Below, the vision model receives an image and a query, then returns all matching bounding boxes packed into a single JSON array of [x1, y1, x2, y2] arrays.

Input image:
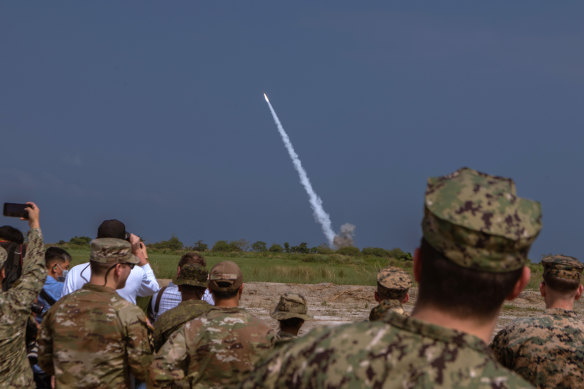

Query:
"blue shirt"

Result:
[[37, 275, 64, 323]]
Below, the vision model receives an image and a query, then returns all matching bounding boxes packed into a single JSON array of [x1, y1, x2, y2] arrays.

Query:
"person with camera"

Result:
[[0, 202, 47, 387], [62, 219, 159, 304]]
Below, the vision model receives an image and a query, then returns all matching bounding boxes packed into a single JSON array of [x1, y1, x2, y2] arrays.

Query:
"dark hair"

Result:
[[45, 247, 72, 266], [0, 226, 24, 244], [178, 284, 207, 299], [179, 252, 206, 268], [211, 285, 239, 300], [543, 275, 581, 293], [279, 317, 305, 328], [90, 261, 115, 276], [417, 239, 523, 320], [97, 219, 127, 239]]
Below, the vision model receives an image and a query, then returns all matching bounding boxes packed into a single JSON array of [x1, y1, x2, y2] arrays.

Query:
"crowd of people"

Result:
[[0, 166, 583, 388]]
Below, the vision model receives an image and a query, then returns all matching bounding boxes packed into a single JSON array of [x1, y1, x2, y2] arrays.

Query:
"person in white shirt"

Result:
[[61, 219, 159, 304], [149, 252, 214, 322]]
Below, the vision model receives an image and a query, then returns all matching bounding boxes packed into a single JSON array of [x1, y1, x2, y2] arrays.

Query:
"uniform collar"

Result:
[[81, 283, 117, 294]]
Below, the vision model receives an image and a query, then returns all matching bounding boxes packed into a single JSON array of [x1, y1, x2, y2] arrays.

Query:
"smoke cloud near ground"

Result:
[[333, 223, 356, 249]]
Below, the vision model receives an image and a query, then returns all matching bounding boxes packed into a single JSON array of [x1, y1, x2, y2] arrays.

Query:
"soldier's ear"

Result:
[[505, 266, 531, 301], [539, 281, 546, 297], [402, 293, 409, 304], [574, 284, 583, 301]]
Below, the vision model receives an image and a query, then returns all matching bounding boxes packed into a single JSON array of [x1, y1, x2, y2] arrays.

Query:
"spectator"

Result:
[[62, 219, 159, 304], [369, 266, 412, 321], [37, 247, 71, 323], [38, 238, 152, 387], [270, 292, 311, 348], [149, 252, 214, 322], [0, 202, 47, 387]]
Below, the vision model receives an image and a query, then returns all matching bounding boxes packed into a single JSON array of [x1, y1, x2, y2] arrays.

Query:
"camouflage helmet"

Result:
[[89, 238, 139, 265], [0, 246, 6, 269], [208, 261, 243, 293], [173, 263, 208, 288], [542, 255, 583, 282], [271, 293, 311, 321], [422, 167, 542, 273], [377, 267, 412, 300], [369, 299, 405, 321]]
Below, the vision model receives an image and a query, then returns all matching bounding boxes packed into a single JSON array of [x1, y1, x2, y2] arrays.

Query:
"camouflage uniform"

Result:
[[0, 228, 46, 388], [153, 264, 211, 352], [38, 238, 152, 388], [241, 167, 541, 389], [491, 255, 584, 388], [370, 266, 411, 321], [270, 293, 311, 348], [150, 261, 274, 388]]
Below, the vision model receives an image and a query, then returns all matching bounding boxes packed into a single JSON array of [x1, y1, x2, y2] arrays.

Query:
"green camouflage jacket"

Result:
[[490, 308, 584, 389], [153, 299, 211, 352], [0, 228, 46, 388], [150, 306, 275, 388], [38, 283, 153, 388], [241, 311, 534, 388]]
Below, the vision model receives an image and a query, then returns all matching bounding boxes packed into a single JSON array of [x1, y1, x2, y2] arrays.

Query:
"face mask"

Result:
[[56, 265, 69, 282]]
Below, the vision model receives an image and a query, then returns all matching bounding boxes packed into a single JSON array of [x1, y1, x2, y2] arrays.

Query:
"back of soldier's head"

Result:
[[417, 167, 542, 319], [542, 255, 583, 293], [208, 261, 243, 300], [376, 267, 411, 301]]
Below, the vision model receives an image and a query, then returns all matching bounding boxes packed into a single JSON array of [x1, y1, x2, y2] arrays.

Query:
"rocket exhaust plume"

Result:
[[263, 92, 337, 247], [333, 223, 356, 248]]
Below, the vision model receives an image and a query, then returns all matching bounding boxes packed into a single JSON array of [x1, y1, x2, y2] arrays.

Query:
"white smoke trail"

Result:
[[264, 93, 336, 247]]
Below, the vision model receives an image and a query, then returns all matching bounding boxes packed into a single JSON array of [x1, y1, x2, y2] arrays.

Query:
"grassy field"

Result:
[[57, 244, 546, 290]]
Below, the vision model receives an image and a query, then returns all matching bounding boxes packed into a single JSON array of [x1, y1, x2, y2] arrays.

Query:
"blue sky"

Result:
[[1, 2, 583, 261]]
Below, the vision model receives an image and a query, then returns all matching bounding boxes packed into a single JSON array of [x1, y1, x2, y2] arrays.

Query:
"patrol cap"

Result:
[[89, 238, 139, 265], [422, 167, 542, 273], [542, 255, 583, 282], [208, 261, 242, 292], [173, 263, 208, 288], [0, 246, 6, 269], [377, 267, 412, 299], [270, 293, 312, 321]]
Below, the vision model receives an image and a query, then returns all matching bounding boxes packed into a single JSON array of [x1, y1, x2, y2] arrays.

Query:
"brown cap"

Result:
[[208, 261, 243, 292], [97, 219, 127, 240], [89, 238, 139, 265], [174, 263, 208, 288], [542, 255, 583, 282]]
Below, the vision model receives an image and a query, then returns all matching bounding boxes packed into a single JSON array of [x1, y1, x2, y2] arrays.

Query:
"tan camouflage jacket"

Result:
[[241, 311, 534, 388], [153, 299, 211, 352], [150, 306, 275, 388], [274, 330, 297, 349], [0, 228, 46, 388], [38, 283, 153, 388], [369, 299, 406, 321], [490, 308, 584, 389]]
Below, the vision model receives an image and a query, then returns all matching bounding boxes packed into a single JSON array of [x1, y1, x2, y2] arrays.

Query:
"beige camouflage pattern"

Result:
[[38, 283, 152, 388], [173, 263, 208, 288], [270, 292, 311, 321], [241, 311, 534, 388], [274, 330, 297, 349], [369, 298, 406, 321], [89, 237, 139, 264], [0, 245, 7, 268], [153, 299, 211, 352], [150, 306, 274, 388], [541, 255, 583, 281], [423, 167, 542, 272], [377, 266, 412, 299], [491, 308, 584, 389], [0, 228, 46, 388], [208, 260, 243, 292]]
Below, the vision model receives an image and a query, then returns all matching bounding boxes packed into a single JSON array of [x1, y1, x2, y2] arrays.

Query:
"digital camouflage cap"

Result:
[[208, 260, 243, 293], [377, 267, 412, 300], [0, 246, 6, 269], [542, 255, 583, 282], [270, 293, 311, 321], [422, 167, 542, 273], [173, 263, 208, 288], [89, 238, 139, 265]]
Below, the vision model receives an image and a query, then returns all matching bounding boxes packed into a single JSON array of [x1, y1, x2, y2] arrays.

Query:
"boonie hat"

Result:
[[208, 261, 243, 292], [0, 246, 7, 269], [174, 263, 208, 288], [270, 293, 312, 321], [542, 255, 583, 282], [377, 267, 412, 299], [422, 167, 542, 273], [97, 219, 127, 240], [89, 238, 139, 265]]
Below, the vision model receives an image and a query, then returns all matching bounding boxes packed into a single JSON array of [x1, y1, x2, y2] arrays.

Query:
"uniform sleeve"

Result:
[[135, 263, 160, 297], [489, 329, 514, 369], [38, 308, 55, 375], [149, 325, 190, 388], [124, 309, 154, 382]]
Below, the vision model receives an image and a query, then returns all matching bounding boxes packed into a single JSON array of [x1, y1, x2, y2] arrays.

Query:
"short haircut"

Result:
[[90, 261, 115, 276], [279, 317, 305, 328], [0, 226, 24, 244], [45, 247, 72, 267], [178, 284, 207, 299], [417, 239, 523, 320], [211, 282, 239, 300], [179, 252, 206, 268], [543, 274, 581, 293]]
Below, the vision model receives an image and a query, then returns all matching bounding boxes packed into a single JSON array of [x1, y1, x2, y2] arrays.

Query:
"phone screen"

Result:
[[3, 203, 29, 219]]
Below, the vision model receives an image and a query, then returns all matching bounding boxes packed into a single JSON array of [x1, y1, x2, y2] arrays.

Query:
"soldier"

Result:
[[369, 266, 412, 321], [0, 202, 47, 387], [150, 260, 274, 388], [153, 263, 212, 352], [241, 167, 542, 388], [38, 238, 152, 388], [270, 293, 311, 348], [491, 254, 584, 388]]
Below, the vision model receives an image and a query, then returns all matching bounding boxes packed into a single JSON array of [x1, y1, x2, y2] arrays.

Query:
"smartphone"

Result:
[[3, 203, 31, 219]]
